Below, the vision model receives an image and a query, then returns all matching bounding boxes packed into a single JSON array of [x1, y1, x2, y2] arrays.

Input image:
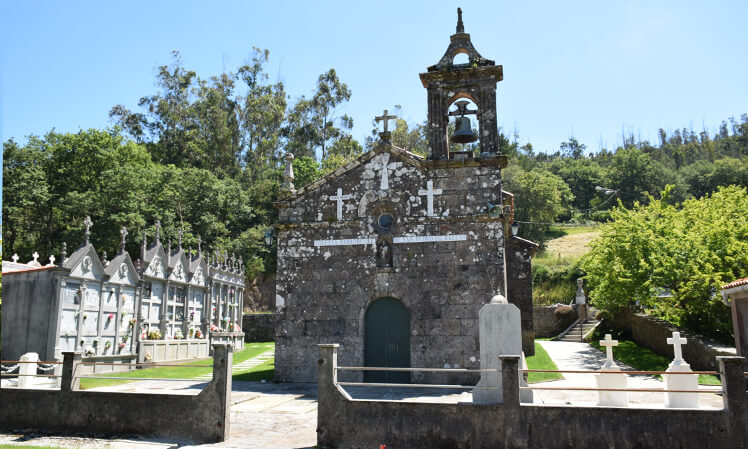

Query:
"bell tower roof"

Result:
[[426, 7, 498, 73]]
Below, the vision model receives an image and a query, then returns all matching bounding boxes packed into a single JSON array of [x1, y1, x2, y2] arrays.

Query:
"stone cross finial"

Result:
[[418, 180, 443, 217], [154, 220, 161, 243], [600, 334, 619, 365], [61, 242, 67, 262], [282, 153, 296, 193], [667, 332, 687, 362], [101, 251, 108, 265], [11, 254, 19, 263], [197, 235, 202, 255], [177, 229, 183, 249], [48, 255, 56, 266], [375, 109, 397, 135], [329, 188, 352, 221], [119, 226, 128, 254], [83, 216, 93, 245], [456, 7, 464, 33]]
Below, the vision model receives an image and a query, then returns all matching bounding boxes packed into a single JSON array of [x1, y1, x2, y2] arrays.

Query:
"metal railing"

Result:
[[335, 366, 494, 390], [73, 360, 212, 385]]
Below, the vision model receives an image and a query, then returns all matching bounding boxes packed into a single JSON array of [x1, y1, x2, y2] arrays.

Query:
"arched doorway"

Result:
[[364, 297, 410, 383]]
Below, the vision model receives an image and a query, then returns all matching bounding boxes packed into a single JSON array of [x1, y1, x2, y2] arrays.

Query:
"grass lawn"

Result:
[[0, 446, 70, 449], [525, 342, 563, 383], [588, 329, 721, 385], [79, 342, 275, 389]]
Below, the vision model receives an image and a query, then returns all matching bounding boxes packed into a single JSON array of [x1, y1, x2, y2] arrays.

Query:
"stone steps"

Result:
[[557, 320, 599, 342]]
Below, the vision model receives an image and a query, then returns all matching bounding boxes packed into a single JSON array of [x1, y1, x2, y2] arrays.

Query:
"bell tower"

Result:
[[420, 8, 504, 160]]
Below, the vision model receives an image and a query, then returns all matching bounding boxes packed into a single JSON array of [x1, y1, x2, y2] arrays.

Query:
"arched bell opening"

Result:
[[447, 97, 479, 158], [452, 49, 470, 66]]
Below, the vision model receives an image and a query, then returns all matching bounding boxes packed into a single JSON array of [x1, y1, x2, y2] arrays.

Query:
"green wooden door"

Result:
[[364, 297, 410, 383]]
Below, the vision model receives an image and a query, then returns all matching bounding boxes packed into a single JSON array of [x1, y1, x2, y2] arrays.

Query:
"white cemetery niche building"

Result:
[[206, 251, 246, 351], [273, 11, 537, 383], [1, 220, 141, 362]]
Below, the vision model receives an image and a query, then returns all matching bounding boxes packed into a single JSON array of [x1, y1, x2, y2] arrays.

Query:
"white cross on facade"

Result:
[[48, 255, 56, 266], [600, 334, 619, 364], [329, 188, 352, 221], [379, 153, 391, 190], [667, 331, 687, 362], [418, 180, 443, 217], [12, 254, 19, 263]]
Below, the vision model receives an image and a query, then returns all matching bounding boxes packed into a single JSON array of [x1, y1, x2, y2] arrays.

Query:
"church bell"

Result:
[[452, 116, 478, 144]]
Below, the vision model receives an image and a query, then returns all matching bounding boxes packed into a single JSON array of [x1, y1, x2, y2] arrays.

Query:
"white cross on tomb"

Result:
[[379, 153, 391, 190], [667, 331, 687, 362], [600, 334, 619, 364], [48, 255, 56, 266], [329, 188, 352, 221], [32, 252, 39, 263], [12, 254, 19, 263], [418, 180, 443, 217]]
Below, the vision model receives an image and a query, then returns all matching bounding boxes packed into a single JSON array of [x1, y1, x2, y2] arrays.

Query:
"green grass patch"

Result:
[[79, 342, 275, 389], [588, 328, 720, 385], [525, 342, 563, 383]]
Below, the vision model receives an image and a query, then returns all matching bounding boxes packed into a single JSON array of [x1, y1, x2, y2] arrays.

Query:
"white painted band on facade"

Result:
[[314, 238, 376, 247], [314, 234, 467, 247], [393, 235, 467, 244]]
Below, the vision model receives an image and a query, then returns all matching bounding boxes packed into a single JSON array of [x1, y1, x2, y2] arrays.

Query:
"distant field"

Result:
[[543, 226, 599, 259]]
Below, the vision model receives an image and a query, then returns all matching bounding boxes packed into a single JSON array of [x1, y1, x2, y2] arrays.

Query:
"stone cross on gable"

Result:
[[379, 153, 391, 190], [154, 219, 161, 242], [197, 235, 202, 254], [600, 334, 619, 365], [177, 229, 183, 248], [667, 331, 687, 362], [83, 216, 93, 244], [330, 188, 352, 221], [12, 254, 19, 263], [375, 109, 397, 134], [120, 226, 128, 253], [418, 180, 443, 217]]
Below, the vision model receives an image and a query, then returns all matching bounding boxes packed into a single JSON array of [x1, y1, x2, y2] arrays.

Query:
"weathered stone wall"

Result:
[[610, 311, 736, 370], [242, 313, 276, 342], [274, 146, 531, 383], [506, 237, 537, 355], [533, 305, 579, 338]]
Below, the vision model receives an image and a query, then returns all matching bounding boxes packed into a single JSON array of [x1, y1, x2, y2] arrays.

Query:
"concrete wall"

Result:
[[137, 339, 210, 363], [317, 345, 748, 449], [242, 313, 276, 342], [1, 268, 61, 361], [0, 345, 234, 443], [610, 311, 736, 370]]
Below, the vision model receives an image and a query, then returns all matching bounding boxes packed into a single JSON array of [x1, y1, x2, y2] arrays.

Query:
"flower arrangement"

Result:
[[129, 318, 137, 327], [210, 324, 219, 332], [188, 328, 194, 338], [107, 313, 114, 321], [174, 329, 184, 340], [122, 335, 129, 343], [147, 330, 162, 340], [82, 313, 88, 320], [85, 347, 95, 356], [104, 341, 112, 351], [232, 323, 241, 332], [195, 329, 203, 339], [118, 342, 126, 353], [190, 311, 195, 321]]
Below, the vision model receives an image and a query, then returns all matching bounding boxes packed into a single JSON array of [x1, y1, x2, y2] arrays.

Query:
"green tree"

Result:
[[502, 165, 573, 245], [582, 186, 748, 342], [605, 147, 657, 207]]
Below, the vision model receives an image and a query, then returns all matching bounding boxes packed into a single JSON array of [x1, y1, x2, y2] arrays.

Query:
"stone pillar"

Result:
[[18, 352, 39, 388], [317, 344, 341, 448], [718, 356, 747, 446], [473, 296, 532, 403], [159, 280, 171, 337], [211, 344, 233, 442], [183, 284, 192, 337], [501, 355, 525, 449], [61, 351, 82, 392]]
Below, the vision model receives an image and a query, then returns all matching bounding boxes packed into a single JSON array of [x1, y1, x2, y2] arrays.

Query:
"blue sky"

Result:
[[2, 0, 748, 156]]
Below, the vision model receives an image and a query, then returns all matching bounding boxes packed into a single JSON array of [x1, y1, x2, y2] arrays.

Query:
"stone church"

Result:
[[274, 10, 537, 383]]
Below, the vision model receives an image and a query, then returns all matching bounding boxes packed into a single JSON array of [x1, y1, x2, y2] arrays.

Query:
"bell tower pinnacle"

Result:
[[420, 8, 504, 160]]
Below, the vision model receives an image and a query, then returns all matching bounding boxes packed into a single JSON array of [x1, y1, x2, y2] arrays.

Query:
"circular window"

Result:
[[378, 213, 394, 229]]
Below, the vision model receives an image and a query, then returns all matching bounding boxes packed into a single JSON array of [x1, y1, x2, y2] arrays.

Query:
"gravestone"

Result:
[[17, 352, 39, 388], [664, 331, 699, 408], [595, 334, 628, 407], [473, 295, 532, 403]]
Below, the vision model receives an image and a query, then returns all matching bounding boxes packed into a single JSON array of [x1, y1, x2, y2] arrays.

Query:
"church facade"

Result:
[[274, 11, 536, 383]]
